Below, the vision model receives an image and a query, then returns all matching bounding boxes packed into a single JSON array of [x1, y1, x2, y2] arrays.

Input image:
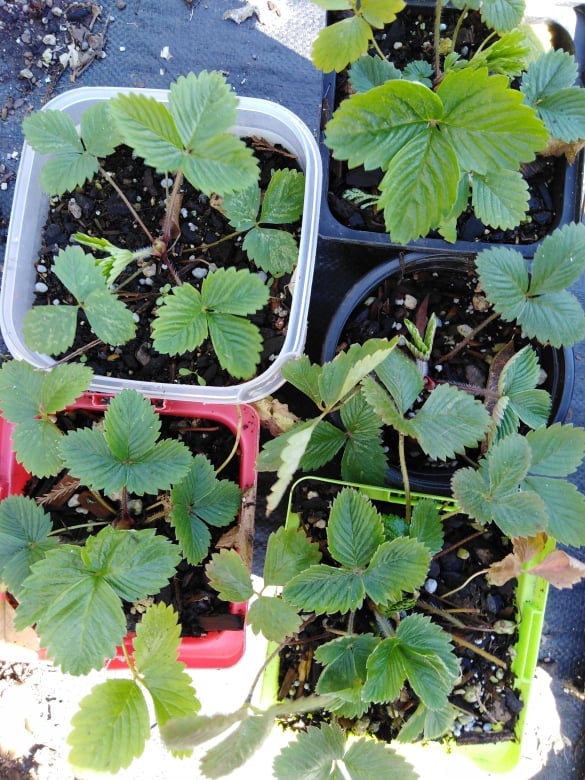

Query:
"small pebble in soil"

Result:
[[424, 578, 438, 594]]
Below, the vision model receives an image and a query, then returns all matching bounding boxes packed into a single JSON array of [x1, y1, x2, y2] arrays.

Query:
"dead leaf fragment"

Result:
[[487, 553, 522, 587], [528, 550, 585, 589], [0, 597, 40, 658], [223, 4, 258, 24], [253, 396, 299, 436], [540, 137, 585, 165]]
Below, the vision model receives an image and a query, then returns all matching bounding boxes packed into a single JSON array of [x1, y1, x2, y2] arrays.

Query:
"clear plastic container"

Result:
[[1, 87, 322, 402]]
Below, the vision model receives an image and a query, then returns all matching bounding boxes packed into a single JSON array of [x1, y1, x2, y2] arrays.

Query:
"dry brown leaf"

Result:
[[0, 596, 40, 657], [252, 396, 299, 436], [512, 533, 548, 564], [528, 550, 585, 589], [540, 137, 585, 165], [486, 553, 522, 586]]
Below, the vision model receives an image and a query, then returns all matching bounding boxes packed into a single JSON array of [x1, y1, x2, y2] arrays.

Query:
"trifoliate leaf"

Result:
[[263, 525, 322, 587], [364, 614, 459, 710], [273, 722, 418, 780], [0, 360, 91, 422], [16, 543, 127, 674], [170, 454, 241, 564], [0, 361, 93, 477], [206, 549, 254, 603], [59, 390, 192, 496], [0, 496, 58, 598], [247, 595, 302, 643], [315, 634, 379, 712], [452, 435, 549, 537], [82, 526, 181, 602], [68, 679, 150, 773]]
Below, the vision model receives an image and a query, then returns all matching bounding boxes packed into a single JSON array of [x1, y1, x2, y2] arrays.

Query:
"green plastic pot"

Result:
[[261, 475, 553, 775]]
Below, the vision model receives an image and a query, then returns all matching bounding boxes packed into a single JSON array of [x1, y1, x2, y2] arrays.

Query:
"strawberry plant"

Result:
[[311, 0, 585, 244], [0, 359, 248, 773], [20, 70, 307, 381]]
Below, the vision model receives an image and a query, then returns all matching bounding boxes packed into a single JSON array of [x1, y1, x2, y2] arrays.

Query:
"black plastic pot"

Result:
[[321, 253, 576, 495], [318, 2, 585, 257]]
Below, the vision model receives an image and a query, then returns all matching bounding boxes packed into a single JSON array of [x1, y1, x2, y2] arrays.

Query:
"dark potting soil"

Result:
[[331, 259, 560, 480], [24, 407, 244, 637], [277, 479, 521, 745], [32, 138, 302, 387], [325, 6, 564, 244]]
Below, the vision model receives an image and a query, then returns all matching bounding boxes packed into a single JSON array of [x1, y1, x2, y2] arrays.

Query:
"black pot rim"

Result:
[[321, 252, 576, 495]]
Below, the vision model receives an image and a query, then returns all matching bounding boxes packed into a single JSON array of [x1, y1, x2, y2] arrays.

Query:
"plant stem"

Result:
[[451, 4, 469, 52], [451, 633, 508, 669], [435, 310, 501, 364], [100, 166, 154, 243], [216, 405, 243, 476], [48, 519, 111, 536], [374, 609, 396, 638], [370, 34, 387, 62], [434, 0, 444, 80], [398, 431, 412, 524], [440, 568, 487, 599], [55, 337, 103, 365]]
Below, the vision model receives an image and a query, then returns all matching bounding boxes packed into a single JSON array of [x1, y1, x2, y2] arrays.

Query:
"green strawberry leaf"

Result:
[[0, 496, 58, 598], [170, 454, 241, 565], [206, 549, 254, 603], [68, 679, 150, 773]]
